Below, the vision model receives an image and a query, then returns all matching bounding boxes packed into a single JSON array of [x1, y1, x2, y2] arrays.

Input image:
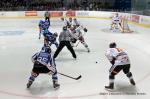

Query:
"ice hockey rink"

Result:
[[0, 17, 150, 99]]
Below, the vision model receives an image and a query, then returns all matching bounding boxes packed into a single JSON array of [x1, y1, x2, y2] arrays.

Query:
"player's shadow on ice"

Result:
[[27, 81, 58, 95], [75, 49, 87, 53], [55, 57, 76, 62], [101, 28, 137, 34], [115, 82, 138, 93]]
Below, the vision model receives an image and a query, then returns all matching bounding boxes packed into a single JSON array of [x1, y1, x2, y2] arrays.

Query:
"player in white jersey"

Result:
[[105, 42, 135, 90], [61, 17, 72, 28], [61, 17, 68, 26], [110, 13, 121, 30], [70, 26, 90, 52], [72, 18, 88, 32], [68, 17, 73, 27], [72, 18, 80, 27]]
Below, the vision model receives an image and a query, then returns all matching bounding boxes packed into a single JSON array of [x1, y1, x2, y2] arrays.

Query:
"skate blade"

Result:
[[105, 88, 115, 92], [54, 86, 60, 90]]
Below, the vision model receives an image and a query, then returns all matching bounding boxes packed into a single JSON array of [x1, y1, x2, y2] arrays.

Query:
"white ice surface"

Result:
[[0, 18, 150, 99]]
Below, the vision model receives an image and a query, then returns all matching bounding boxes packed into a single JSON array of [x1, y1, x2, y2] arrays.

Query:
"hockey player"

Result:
[[105, 42, 135, 90], [68, 17, 73, 28], [70, 25, 90, 52], [72, 18, 88, 32], [110, 13, 121, 31], [38, 20, 50, 39], [38, 20, 45, 39], [43, 29, 59, 48], [72, 18, 81, 27], [50, 32, 59, 48], [61, 17, 67, 26], [27, 45, 60, 89], [61, 17, 72, 28]]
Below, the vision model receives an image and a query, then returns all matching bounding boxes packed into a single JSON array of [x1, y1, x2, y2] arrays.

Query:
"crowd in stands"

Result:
[[0, 0, 118, 11], [0, 0, 26, 11]]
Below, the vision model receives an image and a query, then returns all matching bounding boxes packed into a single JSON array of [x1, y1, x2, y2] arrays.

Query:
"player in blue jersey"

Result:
[[38, 20, 50, 39], [39, 20, 45, 39], [43, 29, 59, 48], [27, 45, 60, 89], [43, 29, 53, 37], [44, 20, 50, 29]]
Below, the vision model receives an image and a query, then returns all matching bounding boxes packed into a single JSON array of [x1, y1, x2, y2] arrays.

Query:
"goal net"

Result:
[[120, 16, 133, 33]]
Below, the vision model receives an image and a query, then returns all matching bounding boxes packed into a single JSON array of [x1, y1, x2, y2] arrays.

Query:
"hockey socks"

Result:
[[126, 72, 136, 85], [27, 72, 39, 88], [82, 42, 90, 52], [105, 75, 114, 90]]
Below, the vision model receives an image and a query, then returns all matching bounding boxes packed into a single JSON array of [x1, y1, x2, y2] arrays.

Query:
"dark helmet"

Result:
[[61, 17, 64, 21], [41, 45, 51, 53], [73, 18, 77, 20], [63, 26, 67, 31], [109, 42, 117, 48], [69, 17, 72, 21]]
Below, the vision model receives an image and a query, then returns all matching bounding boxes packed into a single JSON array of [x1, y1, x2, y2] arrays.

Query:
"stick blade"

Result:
[[76, 75, 82, 80]]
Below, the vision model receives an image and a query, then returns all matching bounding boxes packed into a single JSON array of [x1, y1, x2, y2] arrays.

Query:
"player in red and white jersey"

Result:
[[70, 26, 90, 52], [105, 42, 136, 90]]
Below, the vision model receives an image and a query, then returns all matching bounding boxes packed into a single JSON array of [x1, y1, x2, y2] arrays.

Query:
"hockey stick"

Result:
[[58, 72, 82, 80]]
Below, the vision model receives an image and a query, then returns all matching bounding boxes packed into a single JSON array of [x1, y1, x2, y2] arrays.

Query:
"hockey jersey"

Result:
[[112, 16, 120, 24], [105, 48, 130, 66], [72, 20, 80, 26], [32, 51, 55, 67]]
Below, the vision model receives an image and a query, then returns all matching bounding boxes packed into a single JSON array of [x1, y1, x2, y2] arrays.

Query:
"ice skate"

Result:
[[105, 83, 114, 91], [130, 79, 136, 85], [105, 85, 113, 90], [53, 81, 60, 89], [27, 81, 33, 88], [87, 47, 90, 53]]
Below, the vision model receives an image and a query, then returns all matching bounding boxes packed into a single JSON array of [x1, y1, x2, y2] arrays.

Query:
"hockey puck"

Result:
[[96, 61, 98, 63]]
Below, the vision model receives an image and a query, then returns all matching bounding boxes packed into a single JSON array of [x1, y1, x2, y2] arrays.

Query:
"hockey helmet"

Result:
[[41, 45, 51, 53], [61, 17, 64, 21], [53, 32, 58, 37], [109, 42, 117, 48], [69, 17, 72, 21], [115, 13, 119, 16], [63, 26, 67, 31], [73, 18, 77, 20]]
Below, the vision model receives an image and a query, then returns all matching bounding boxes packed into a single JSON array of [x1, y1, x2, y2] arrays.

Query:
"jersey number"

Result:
[[37, 57, 48, 63]]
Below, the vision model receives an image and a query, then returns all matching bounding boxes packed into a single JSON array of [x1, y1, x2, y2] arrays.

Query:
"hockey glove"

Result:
[[110, 57, 116, 65]]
